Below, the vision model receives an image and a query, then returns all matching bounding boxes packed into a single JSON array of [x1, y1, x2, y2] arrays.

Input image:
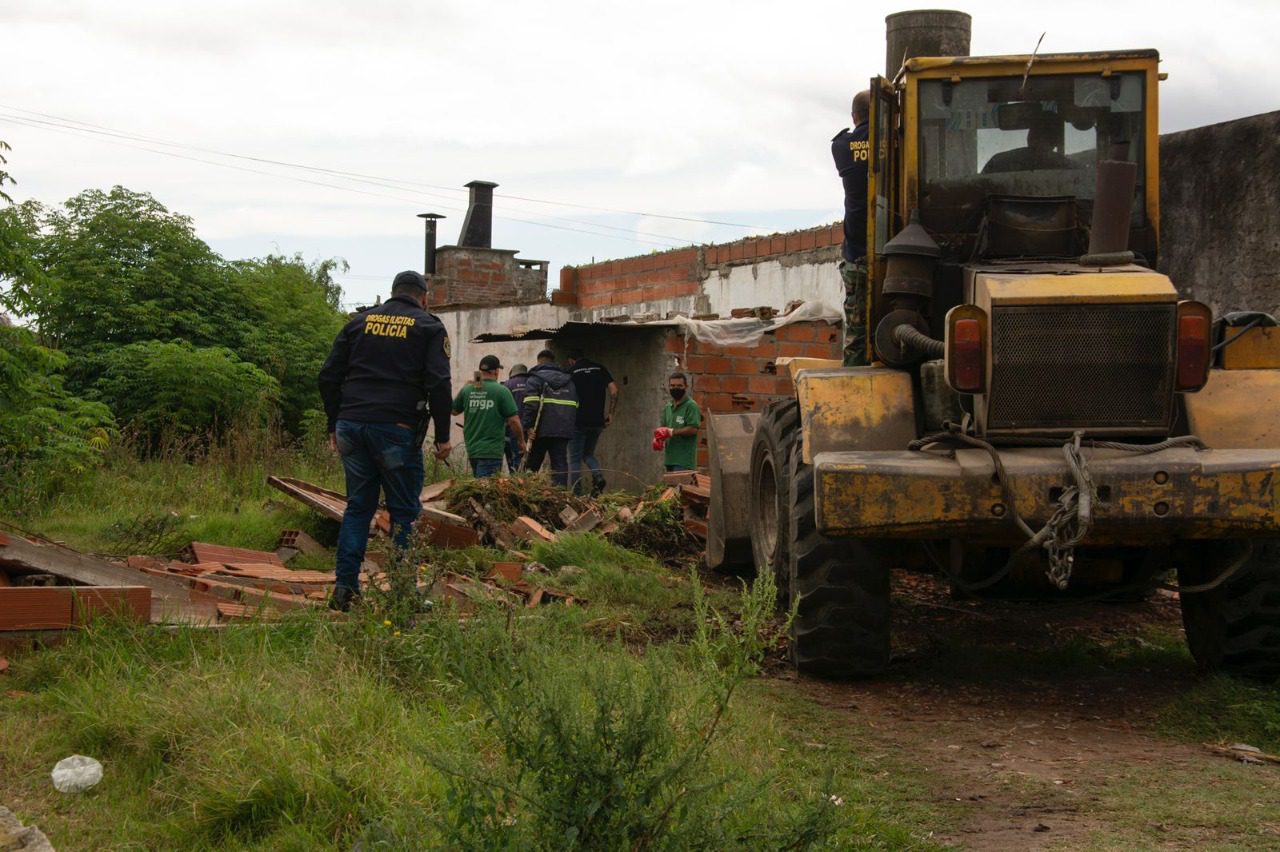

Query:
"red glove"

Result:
[[652, 426, 673, 452]]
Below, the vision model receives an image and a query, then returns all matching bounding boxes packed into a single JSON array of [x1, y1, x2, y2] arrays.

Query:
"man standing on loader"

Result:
[[831, 89, 871, 366]]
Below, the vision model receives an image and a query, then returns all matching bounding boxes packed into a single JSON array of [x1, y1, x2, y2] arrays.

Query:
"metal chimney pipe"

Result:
[[417, 212, 445, 274], [458, 180, 498, 248], [885, 9, 971, 77]]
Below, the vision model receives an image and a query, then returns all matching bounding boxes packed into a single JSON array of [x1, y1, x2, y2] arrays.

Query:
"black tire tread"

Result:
[[789, 441, 890, 678], [1180, 541, 1280, 681], [748, 399, 800, 602]]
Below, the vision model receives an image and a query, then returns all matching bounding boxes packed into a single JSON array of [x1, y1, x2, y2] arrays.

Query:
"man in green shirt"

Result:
[[655, 371, 701, 472], [452, 354, 525, 478]]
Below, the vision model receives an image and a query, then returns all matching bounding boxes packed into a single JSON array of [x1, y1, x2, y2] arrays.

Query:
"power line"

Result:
[[0, 112, 687, 249], [0, 103, 771, 230]]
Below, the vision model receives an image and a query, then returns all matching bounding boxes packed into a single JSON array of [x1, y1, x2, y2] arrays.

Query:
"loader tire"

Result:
[[1179, 541, 1280, 681], [788, 441, 891, 678], [749, 399, 799, 605]]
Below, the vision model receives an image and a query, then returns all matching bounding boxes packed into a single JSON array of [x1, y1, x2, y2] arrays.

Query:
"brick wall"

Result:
[[554, 222, 844, 310], [430, 247, 548, 308], [665, 319, 842, 467]]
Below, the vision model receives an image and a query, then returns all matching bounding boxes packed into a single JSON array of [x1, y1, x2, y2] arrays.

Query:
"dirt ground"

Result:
[[775, 573, 1280, 850]]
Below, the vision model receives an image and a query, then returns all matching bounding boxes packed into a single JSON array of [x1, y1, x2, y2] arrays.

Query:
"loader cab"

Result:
[[866, 51, 1164, 344]]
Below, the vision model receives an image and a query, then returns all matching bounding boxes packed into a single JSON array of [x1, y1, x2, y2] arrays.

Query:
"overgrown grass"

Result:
[[1158, 675, 1280, 753], [5, 427, 344, 555], [0, 590, 947, 850]]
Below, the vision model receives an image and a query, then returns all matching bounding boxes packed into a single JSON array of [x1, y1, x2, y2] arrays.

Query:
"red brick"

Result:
[[559, 266, 577, 291], [770, 235, 786, 255], [664, 334, 686, 354], [748, 375, 777, 393], [720, 375, 749, 393], [728, 357, 758, 374], [703, 355, 732, 373], [696, 374, 720, 393], [72, 587, 152, 625], [777, 341, 809, 357], [684, 354, 708, 372], [729, 242, 745, 262], [0, 587, 74, 630], [805, 341, 841, 359]]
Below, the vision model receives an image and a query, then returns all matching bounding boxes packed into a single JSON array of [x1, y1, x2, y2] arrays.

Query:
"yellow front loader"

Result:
[[710, 46, 1280, 679]]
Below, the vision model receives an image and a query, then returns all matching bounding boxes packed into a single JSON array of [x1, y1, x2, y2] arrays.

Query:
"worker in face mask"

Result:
[[653, 371, 701, 473]]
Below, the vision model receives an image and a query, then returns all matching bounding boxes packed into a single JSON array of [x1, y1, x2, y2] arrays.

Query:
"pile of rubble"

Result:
[[0, 470, 708, 634]]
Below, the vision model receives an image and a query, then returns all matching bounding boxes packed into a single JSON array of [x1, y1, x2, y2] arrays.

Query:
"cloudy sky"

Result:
[[3, 0, 1277, 308]]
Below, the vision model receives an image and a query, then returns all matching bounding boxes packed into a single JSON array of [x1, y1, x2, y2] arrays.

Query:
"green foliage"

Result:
[[0, 324, 115, 509], [1158, 674, 1280, 753], [5, 186, 241, 355], [88, 340, 279, 442], [0, 139, 12, 204], [431, 573, 830, 850], [228, 253, 347, 432], [0, 186, 347, 440]]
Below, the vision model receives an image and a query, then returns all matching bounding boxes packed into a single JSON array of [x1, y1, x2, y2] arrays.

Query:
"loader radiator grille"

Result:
[[986, 303, 1176, 432]]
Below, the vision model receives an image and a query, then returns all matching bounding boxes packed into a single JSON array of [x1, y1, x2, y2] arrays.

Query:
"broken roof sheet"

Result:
[[471, 301, 840, 347]]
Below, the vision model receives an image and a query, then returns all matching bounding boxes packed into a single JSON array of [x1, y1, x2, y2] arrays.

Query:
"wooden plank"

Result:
[[662, 471, 698, 486]]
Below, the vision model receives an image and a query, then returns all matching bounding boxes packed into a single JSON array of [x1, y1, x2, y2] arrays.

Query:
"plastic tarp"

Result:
[[669, 300, 841, 348]]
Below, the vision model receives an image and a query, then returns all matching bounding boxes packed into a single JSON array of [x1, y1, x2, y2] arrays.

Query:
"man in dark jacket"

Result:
[[567, 348, 618, 495], [520, 350, 578, 486], [832, 89, 871, 366], [317, 270, 453, 611], [504, 363, 531, 472]]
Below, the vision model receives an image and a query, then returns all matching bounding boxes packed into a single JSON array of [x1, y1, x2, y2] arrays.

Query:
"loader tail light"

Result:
[[1175, 300, 1212, 392], [945, 305, 988, 393]]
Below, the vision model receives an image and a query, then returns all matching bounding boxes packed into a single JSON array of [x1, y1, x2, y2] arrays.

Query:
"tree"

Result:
[[0, 324, 116, 508], [0, 140, 13, 204], [228, 254, 347, 433], [3, 186, 246, 355], [89, 340, 279, 443]]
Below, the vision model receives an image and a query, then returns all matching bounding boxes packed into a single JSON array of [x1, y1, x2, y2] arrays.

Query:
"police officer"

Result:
[[318, 270, 453, 611], [832, 89, 871, 366]]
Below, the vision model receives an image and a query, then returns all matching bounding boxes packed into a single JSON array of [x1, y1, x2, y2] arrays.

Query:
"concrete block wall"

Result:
[[1159, 110, 1280, 318]]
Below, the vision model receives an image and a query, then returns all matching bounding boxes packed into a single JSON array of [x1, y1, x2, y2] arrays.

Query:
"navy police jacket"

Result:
[[317, 295, 453, 443], [520, 363, 578, 439]]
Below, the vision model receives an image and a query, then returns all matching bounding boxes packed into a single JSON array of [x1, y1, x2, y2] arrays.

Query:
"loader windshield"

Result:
[[916, 72, 1147, 237]]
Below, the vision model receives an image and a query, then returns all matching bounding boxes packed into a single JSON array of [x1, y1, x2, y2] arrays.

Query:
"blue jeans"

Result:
[[569, 426, 604, 493], [525, 436, 570, 486], [504, 434, 524, 473], [334, 420, 424, 591], [470, 457, 502, 478]]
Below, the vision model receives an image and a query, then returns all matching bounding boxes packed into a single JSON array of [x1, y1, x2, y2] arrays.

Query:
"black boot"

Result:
[[591, 476, 606, 496], [329, 585, 360, 612]]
